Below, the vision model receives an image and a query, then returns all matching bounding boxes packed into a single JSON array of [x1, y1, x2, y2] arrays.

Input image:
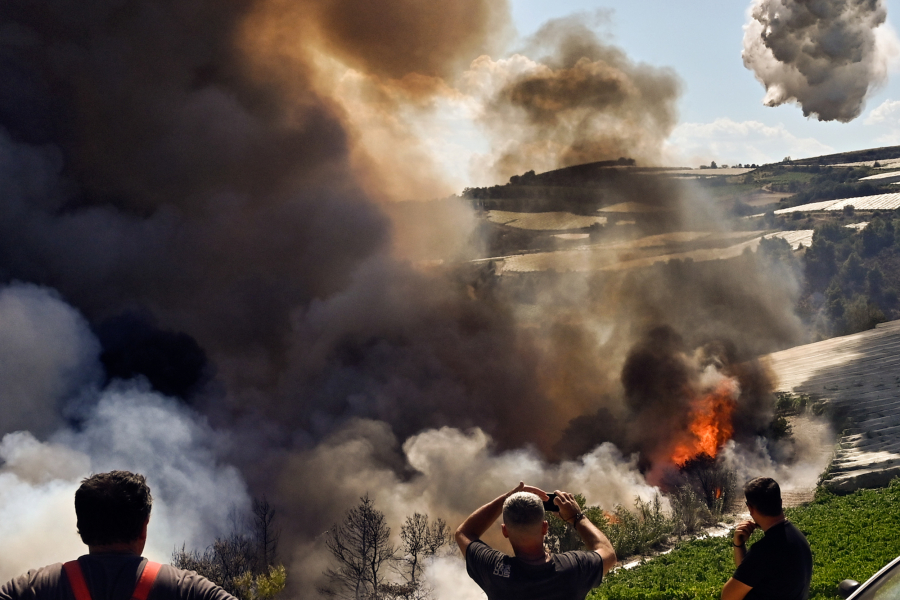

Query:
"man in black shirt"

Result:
[[721, 477, 812, 600], [455, 482, 616, 600]]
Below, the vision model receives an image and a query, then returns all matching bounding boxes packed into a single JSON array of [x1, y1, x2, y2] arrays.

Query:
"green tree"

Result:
[[839, 252, 867, 286]]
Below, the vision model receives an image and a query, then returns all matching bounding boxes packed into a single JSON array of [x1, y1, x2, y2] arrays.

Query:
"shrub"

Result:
[[670, 485, 714, 536], [602, 495, 674, 557]]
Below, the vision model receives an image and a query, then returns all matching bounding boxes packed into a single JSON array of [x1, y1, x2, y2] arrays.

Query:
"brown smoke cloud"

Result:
[[742, 0, 898, 122], [463, 14, 682, 182]]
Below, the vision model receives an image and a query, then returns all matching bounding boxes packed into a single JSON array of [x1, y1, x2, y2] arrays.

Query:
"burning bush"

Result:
[[678, 454, 737, 519]]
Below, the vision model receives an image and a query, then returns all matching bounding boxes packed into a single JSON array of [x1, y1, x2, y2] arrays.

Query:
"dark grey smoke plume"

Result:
[[743, 0, 896, 122]]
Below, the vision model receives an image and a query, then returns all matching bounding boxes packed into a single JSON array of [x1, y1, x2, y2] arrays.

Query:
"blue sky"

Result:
[[508, 0, 900, 166]]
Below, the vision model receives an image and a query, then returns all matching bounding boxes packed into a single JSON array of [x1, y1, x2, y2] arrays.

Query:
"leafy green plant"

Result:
[[547, 494, 674, 559], [601, 495, 674, 558], [670, 485, 714, 536]]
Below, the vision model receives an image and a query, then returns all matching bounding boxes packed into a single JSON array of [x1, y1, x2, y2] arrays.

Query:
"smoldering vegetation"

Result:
[[0, 0, 829, 597], [742, 0, 897, 122]]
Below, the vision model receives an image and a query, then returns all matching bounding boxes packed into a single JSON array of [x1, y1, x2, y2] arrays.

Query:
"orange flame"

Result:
[[671, 380, 737, 466], [715, 488, 722, 500]]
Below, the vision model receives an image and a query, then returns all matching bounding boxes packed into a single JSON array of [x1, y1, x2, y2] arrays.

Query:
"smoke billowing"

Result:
[[0, 284, 249, 582], [0, 0, 827, 597], [743, 0, 898, 122], [463, 14, 682, 181]]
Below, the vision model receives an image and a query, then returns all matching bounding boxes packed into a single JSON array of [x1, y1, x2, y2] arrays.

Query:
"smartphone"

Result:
[[543, 493, 560, 512]]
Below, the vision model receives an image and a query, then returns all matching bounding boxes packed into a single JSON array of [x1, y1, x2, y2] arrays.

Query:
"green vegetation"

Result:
[[173, 498, 285, 600], [735, 163, 891, 209], [794, 215, 900, 336], [549, 460, 737, 561], [589, 479, 900, 600], [547, 494, 678, 559]]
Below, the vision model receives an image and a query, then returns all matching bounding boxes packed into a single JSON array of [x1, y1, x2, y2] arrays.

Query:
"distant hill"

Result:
[[790, 145, 900, 166], [510, 158, 636, 186]]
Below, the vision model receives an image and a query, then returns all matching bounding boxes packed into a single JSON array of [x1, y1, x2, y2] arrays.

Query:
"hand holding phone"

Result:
[[543, 493, 560, 512]]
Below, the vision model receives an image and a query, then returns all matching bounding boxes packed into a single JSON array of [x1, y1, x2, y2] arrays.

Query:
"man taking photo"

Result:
[[455, 481, 616, 600]]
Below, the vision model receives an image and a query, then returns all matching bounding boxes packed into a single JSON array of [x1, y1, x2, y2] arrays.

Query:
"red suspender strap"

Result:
[[131, 561, 161, 600], [64, 559, 161, 600], [63, 561, 92, 600]]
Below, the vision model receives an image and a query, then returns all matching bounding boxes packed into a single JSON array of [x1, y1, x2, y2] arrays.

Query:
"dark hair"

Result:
[[75, 471, 153, 546], [743, 476, 782, 517]]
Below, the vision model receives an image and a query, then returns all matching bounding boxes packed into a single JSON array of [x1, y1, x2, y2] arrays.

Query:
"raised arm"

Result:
[[720, 520, 757, 600], [731, 520, 757, 567], [454, 482, 549, 556], [555, 491, 616, 575]]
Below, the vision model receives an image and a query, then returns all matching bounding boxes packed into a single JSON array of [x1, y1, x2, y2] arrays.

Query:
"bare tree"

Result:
[[173, 532, 255, 599], [322, 495, 396, 600], [397, 513, 450, 587], [173, 497, 286, 600], [253, 496, 280, 572]]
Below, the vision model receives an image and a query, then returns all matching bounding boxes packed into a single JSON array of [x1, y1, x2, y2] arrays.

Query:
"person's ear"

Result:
[[501, 523, 509, 539], [542, 521, 548, 536]]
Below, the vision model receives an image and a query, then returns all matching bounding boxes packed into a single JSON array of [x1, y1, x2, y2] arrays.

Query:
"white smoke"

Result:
[[54, 386, 251, 559], [720, 414, 835, 491], [0, 284, 250, 581], [0, 284, 102, 438], [279, 421, 662, 591], [0, 433, 88, 580], [425, 555, 485, 600], [742, 0, 900, 122]]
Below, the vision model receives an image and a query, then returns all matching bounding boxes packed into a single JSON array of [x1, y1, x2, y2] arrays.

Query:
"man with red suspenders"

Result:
[[0, 471, 237, 600]]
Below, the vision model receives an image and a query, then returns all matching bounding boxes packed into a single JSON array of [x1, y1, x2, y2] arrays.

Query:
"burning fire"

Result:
[[670, 379, 738, 466]]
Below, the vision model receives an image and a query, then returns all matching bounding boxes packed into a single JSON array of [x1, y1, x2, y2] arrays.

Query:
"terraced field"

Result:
[[765, 320, 900, 492], [492, 230, 812, 274], [485, 210, 607, 231]]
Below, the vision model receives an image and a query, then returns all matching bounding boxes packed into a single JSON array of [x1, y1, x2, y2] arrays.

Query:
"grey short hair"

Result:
[[503, 492, 545, 528]]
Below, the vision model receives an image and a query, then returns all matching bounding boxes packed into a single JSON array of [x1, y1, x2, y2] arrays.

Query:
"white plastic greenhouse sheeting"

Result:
[[774, 192, 900, 214]]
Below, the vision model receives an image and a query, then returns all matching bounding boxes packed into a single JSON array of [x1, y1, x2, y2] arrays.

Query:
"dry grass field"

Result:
[[485, 210, 607, 231], [494, 230, 809, 274]]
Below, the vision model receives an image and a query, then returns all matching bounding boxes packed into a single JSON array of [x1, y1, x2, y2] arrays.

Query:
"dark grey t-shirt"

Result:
[[0, 555, 236, 600], [466, 540, 604, 600], [733, 521, 812, 600]]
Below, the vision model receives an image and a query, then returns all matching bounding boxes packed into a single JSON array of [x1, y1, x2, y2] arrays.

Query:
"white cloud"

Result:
[[863, 99, 900, 144], [865, 99, 900, 124], [665, 118, 833, 167]]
